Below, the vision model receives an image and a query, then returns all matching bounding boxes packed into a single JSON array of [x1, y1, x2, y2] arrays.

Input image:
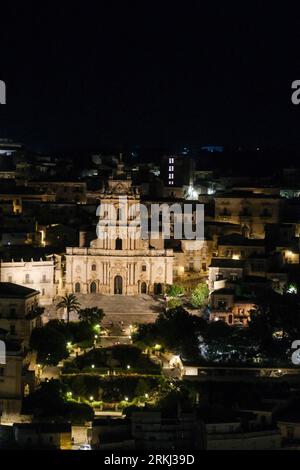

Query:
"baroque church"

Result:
[[65, 160, 173, 295]]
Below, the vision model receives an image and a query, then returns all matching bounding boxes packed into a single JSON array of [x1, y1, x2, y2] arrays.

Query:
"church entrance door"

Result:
[[114, 275, 123, 294]]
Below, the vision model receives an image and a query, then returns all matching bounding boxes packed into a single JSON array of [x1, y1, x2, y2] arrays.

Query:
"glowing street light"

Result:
[[91, 364, 95, 369], [89, 396, 94, 401], [127, 365, 131, 370], [125, 396, 129, 402]]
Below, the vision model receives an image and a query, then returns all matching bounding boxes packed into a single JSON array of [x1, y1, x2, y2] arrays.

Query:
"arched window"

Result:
[[90, 281, 97, 293], [75, 282, 81, 293], [116, 238, 122, 250], [92, 264, 96, 271]]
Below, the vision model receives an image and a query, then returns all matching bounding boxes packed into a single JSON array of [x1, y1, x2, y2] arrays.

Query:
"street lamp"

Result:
[[91, 364, 95, 369], [127, 365, 131, 370], [89, 396, 94, 401]]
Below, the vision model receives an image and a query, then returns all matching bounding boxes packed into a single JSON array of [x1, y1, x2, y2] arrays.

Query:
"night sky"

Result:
[[1, 2, 300, 156]]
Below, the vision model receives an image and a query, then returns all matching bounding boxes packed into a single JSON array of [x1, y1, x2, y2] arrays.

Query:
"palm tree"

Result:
[[56, 294, 81, 323]]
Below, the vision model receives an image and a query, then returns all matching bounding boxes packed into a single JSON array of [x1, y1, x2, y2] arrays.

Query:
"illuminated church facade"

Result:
[[65, 162, 173, 295]]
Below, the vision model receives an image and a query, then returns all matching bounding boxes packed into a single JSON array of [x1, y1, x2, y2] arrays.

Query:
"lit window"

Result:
[[169, 158, 174, 164], [168, 173, 174, 180], [169, 166, 174, 172]]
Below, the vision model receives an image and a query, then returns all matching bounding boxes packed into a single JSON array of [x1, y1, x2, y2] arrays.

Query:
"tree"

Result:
[[78, 307, 105, 325], [134, 378, 151, 397], [46, 319, 94, 345], [166, 284, 185, 298], [23, 379, 94, 424], [167, 297, 183, 309], [132, 323, 160, 351], [155, 307, 207, 359], [30, 326, 69, 365], [56, 294, 81, 323], [247, 291, 300, 360], [133, 306, 207, 361], [190, 283, 209, 308]]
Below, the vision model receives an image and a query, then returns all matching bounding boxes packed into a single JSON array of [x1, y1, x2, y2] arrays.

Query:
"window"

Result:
[[9, 307, 16, 318], [169, 166, 174, 172], [25, 274, 30, 283], [217, 301, 227, 309], [8, 276, 12, 283], [75, 282, 81, 293], [42, 289, 45, 296], [10, 324, 16, 335], [92, 264, 97, 271], [168, 173, 174, 180], [142, 265, 147, 272], [169, 157, 174, 164], [0, 368, 4, 376], [115, 238, 122, 250]]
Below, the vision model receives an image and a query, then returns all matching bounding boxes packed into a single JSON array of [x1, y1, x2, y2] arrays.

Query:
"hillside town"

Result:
[[0, 141, 300, 449]]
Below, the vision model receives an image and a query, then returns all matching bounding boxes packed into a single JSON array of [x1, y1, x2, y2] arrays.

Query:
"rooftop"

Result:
[[0, 282, 39, 299]]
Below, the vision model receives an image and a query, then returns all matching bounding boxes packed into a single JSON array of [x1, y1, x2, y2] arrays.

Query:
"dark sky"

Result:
[[1, 2, 300, 154]]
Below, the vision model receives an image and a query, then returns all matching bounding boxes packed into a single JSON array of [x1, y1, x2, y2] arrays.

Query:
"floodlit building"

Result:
[[0, 339, 23, 423], [0, 283, 43, 348], [0, 257, 58, 306], [13, 422, 72, 449], [65, 160, 173, 295]]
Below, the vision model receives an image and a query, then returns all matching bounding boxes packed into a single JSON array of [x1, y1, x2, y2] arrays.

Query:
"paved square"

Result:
[[45, 294, 164, 327]]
